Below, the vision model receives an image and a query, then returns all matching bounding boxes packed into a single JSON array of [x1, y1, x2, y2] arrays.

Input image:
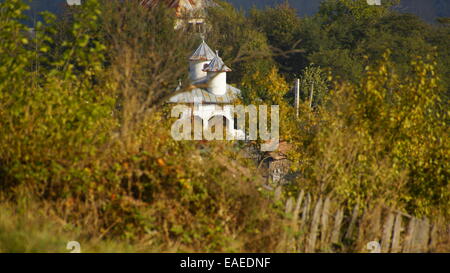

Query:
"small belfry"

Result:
[[170, 40, 239, 103], [203, 50, 232, 96], [189, 40, 216, 82]]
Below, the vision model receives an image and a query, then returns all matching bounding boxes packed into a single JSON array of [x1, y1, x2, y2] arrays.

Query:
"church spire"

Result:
[[203, 50, 231, 72], [189, 40, 216, 61]]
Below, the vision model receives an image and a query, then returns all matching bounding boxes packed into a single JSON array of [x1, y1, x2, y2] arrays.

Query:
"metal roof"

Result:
[[203, 51, 232, 72], [189, 40, 216, 61], [169, 85, 241, 104]]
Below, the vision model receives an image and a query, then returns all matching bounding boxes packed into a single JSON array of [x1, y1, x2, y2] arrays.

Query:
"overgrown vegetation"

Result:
[[208, 0, 449, 223], [0, 0, 448, 252]]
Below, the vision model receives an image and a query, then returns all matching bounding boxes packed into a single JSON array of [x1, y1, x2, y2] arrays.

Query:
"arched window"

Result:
[[207, 115, 229, 139]]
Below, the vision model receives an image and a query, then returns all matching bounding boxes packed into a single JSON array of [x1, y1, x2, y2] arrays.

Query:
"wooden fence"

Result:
[[275, 188, 450, 253]]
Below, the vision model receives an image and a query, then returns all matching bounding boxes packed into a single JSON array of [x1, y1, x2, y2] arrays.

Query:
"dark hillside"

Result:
[[224, 0, 450, 22]]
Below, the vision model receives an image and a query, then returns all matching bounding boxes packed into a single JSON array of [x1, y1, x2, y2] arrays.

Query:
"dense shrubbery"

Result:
[[210, 0, 449, 218], [291, 53, 449, 218], [0, 0, 285, 252], [0, 0, 448, 252]]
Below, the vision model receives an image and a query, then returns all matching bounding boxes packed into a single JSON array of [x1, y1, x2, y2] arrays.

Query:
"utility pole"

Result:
[[309, 82, 314, 109], [295, 78, 300, 118]]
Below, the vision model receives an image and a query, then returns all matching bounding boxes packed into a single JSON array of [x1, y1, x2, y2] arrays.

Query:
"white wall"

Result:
[[207, 71, 227, 95], [193, 104, 244, 140], [189, 60, 209, 81]]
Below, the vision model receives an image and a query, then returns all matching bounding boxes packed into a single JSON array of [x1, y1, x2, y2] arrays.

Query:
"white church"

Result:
[[169, 40, 244, 139]]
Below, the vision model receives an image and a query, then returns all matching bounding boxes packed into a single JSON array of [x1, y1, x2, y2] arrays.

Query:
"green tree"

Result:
[[206, 1, 275, 84], [0, 0, 115, 195], [295, 53, 449, 217], [298, 65, 329, 107], [249, 2, 303, 76]]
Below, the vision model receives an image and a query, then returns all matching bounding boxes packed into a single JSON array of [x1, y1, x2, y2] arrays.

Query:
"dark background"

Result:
[[225, 0, 450, 23], [10, 0, 450, 26]]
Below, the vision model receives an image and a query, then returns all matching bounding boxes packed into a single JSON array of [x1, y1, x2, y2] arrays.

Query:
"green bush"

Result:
[[291, 53, 449, 218], [0, 0, 285, 252]]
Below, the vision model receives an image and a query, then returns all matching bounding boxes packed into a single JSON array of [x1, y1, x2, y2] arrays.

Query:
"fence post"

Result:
[[381, 213, 395, 253], [391, 214, 403, 253], [345, 204, 359, 240], [415, 218, 430, 253], [403, 218, 417, 253], [331, 209, 344, 247], [300, 194, 311, 230], [429, 223, 439, 252], [305, 198, 323, 253], [320, 196, 331, 251], [293, 190, 304, 224], [289, 190, 304, 252]]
